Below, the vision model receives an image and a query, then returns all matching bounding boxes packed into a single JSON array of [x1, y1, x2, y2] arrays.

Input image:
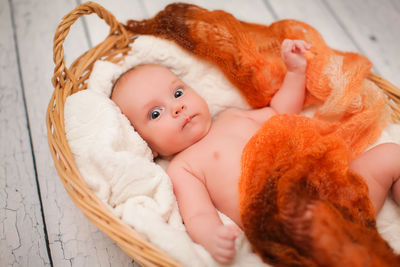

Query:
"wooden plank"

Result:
[[266, 0, 358, 52], [10, 0, 137, 265], [324, 0, 400, 86], [83, 0, 148, 47], [142, 0, 276, 25], [388, 0, 400, 13], [0, 1, 50, 266]]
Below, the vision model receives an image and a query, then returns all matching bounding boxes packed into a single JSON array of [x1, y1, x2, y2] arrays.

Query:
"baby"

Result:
[[111, 39, 400, 265]]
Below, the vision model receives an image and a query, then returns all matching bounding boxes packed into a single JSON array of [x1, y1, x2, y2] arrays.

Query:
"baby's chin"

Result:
[[157, 122, 211, 158], [158, 138, 202, 159], [159, 143, 195, 158], [158, 154, 175, 161], [155, 143, 190, 159]]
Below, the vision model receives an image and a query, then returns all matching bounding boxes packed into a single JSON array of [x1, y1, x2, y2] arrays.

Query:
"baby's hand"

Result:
[[209, 225, 241, 265], [281, 39, 312, 74]]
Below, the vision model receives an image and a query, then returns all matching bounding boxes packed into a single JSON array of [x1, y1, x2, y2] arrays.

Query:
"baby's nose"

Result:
[[172, 104, 186, 117]]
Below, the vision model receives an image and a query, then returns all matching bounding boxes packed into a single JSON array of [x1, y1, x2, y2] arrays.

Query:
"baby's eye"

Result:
[[149, 108, 163, 120], [174, 88, 184, 98]]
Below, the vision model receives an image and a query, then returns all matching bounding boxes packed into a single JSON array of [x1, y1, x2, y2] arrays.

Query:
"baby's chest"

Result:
[[199, 120, 261, 183]]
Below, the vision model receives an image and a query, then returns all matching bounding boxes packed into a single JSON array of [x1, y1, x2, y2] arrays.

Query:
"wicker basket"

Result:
[[46, 2, 400, 267], [47, 2, 181, 266]]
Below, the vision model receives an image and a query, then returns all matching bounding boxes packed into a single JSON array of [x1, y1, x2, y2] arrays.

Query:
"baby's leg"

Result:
[[349, 143, 400, 215]]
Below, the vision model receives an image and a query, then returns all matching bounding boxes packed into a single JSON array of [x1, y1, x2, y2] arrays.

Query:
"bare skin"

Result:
[[111, 39, 400, 265]]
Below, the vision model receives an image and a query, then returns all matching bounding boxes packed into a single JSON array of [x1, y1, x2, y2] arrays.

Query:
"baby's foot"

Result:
[[280, 200, 315, 253]]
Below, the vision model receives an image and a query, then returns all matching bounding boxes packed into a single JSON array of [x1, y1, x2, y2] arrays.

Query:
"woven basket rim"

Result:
[[47, 1, 400, 267]]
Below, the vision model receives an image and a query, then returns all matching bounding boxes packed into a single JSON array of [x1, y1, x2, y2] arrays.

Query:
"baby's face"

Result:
[[112, 64, 211, 157]]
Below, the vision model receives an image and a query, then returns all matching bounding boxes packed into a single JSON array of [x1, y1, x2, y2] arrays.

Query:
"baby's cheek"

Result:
[[160, 132, 186, 154]]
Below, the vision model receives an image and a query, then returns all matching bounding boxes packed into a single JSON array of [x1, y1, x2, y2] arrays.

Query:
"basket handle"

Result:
[[52, 1, 129, 87]]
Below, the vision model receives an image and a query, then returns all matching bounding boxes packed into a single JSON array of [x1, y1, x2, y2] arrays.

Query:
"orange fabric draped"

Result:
[[239, 114, 399, 266]]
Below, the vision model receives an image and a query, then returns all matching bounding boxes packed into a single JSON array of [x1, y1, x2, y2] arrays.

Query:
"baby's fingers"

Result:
[[281, 39, 294, 57], [218, 225, 240, 240], [293, 40, 312, 53], [216, 245, 236, 258], [217, 235, 236, 251], [214, 248, 236, 265], [214, 255, 235, 266], [214, 240, 237, 265]]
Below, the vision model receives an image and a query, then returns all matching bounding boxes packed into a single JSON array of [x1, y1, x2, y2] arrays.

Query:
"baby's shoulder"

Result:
[[216, 107, 275, 125], [221, 107, 247, 115], [215, 107, 250, 121], [167, 149, 205, 182]]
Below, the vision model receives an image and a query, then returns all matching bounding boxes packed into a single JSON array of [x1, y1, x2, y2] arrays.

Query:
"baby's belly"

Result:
[[203, 141, 249, 227], [200, 110, 265, 227]]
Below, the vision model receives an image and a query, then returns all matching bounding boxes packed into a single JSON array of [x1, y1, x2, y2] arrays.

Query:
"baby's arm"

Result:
[[167, 161, 240, 265], [270, 39, 311, 114]]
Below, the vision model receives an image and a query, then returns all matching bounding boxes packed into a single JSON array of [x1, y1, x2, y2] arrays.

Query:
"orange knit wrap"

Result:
[[126, 3, 397, 266], [239, 114, 399, 266]]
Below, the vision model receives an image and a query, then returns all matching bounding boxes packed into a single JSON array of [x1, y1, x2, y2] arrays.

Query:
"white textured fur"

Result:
[[64, 36, 400, 266]]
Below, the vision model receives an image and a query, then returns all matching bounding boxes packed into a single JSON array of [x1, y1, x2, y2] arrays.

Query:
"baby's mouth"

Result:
[[182, 114, 197, 129]]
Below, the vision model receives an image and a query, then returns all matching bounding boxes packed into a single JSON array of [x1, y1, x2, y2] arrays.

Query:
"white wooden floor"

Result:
[[1, 0, 399, 266]]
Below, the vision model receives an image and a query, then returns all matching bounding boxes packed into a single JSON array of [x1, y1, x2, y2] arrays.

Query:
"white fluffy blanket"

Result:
[[64, 35, 400, 266]]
